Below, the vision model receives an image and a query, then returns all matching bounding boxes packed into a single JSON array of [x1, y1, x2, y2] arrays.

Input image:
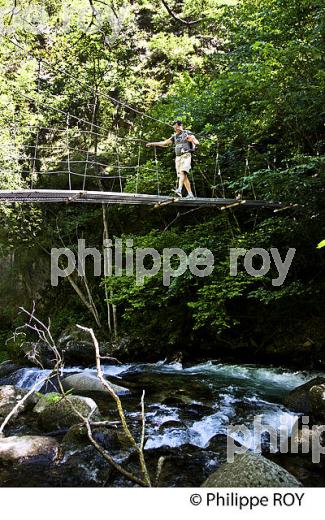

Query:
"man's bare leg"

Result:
[[183, 173, 193, 194], [178, 172, 186, 191]]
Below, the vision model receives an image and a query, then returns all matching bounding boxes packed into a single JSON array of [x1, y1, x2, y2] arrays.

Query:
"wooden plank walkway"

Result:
[[0, 189, 287, 209]]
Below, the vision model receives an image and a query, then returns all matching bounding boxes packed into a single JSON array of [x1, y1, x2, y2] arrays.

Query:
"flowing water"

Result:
[[1, 361, 324, 486]]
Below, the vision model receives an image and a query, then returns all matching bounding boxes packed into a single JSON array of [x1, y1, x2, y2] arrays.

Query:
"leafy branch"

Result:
[[161, 0, 205, 26]]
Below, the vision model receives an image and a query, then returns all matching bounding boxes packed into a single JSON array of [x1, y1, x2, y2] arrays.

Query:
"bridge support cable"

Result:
[[154, 146, 160, 196], [136, 116, 144, 195], [30, 60, 42, 190], [83, 94, 99, 191], [115, 119, 123, 193], [214, 142, 226, 199], [66, 114, 72, 190], [189, 166, 197, 198], [240, 146, 256, 200]]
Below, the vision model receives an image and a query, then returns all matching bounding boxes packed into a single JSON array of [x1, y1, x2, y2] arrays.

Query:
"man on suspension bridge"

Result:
[[146, 120, 199, 199]]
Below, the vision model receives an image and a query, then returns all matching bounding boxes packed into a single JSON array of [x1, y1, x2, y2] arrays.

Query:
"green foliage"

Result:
[[0, 0, 325, 357], [0, 331, 10, 362], [3, 332, 27, 364], [35, 392, 62, 404]]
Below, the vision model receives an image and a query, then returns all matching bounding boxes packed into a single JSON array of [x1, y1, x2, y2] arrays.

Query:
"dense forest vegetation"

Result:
[[0, 0, 324, 367]]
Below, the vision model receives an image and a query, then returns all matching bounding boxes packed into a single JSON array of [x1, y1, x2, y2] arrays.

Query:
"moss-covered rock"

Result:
[[33, 393, 62, 415], [37, 395, 100, 432], [201, 452, 302, 487]]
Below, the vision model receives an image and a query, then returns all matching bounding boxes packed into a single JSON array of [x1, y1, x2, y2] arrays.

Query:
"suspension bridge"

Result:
[[0, 189, 285, 209], [0, 37, 293, 213]]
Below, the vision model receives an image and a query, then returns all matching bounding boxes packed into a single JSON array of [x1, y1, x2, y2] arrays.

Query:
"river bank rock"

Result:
[[153, 445, 215, 487], [61, 340, 98, 366], [122, 372, 213, 400], [108, 435, 236, 487], [13, 330, 121, 369], [33, 393, 62, 415], [201, 452, 302, 487], [37, 395, 100, 432], [266, 451, 325, 486], [309, 384, 325, 420], [291, 425, 325, 452], [107, 443, 220, 487], [0, 361, 19, 380], [21, 341, 56, 368], [0, 385, 37, 419], [61, 373, 130, 397], [207, 433, 243, 462], [284, 377, 325, 416], [158, 420, 187, 433], [57, 328, 115, 366], [0, 435, 59, 462], [62, 423, 131, 453]]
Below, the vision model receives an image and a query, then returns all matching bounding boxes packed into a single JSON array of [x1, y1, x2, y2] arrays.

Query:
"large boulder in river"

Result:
[[201, 452, 302, 487], [0, 435, 59, 462], [284, 376, 325, 415], [37, 395, 100, 432], [0, 385, 37, 419], [61, 373, 130, 397]]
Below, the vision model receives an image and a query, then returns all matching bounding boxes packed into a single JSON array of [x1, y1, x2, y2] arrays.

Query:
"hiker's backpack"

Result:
[[173, 130, 195, 156]]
